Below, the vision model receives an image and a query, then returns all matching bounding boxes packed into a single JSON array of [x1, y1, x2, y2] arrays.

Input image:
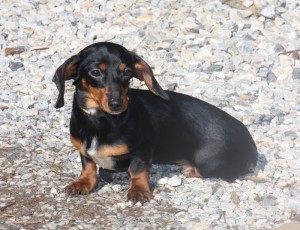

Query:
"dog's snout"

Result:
[[108, 98, 123, 111]]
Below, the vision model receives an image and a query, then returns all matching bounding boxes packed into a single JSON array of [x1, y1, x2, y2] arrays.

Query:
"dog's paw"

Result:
[[127, 187, 153, 203], [65, 179, 95, 195]]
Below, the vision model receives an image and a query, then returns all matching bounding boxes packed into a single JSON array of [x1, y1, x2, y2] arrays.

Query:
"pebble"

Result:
[[23, 108, 39, 117], [203, 64, 223, 74], [21, 173, 32, 180], [243, 0, 254, 8], [158, 177, 168, 185], [261, 6, 276, 19], [284, 131, 298, 139], [292, 68, 300, 79], [8, 61, 24, 71], [1, 0, 299, 229], [51, 187, 58, 195], [266, 71, 277, 83], [21, 95, 35, 109], [167, 176, 182, 187], [5, 46, 27, 56]]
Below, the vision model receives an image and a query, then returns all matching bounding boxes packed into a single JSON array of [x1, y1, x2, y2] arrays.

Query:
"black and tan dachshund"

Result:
[[53, 42, 258, 203]]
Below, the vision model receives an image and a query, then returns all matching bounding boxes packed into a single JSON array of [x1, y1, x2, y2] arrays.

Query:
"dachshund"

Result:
[[53, 42, 258, 203]]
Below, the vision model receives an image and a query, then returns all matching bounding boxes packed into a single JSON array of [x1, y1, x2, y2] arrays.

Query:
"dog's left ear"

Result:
[[52, 55, 80, 108], [133, 54, 170, 101]]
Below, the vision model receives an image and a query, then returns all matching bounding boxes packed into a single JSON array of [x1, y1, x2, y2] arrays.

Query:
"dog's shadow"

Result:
[[94, 164, 183, 192], [94, 153, 268, 192]]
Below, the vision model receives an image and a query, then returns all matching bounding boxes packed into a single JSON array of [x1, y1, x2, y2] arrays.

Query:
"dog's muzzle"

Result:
[[108, 98, 123, 114]]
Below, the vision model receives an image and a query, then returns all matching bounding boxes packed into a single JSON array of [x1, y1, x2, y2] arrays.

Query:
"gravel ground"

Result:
[[1, 0, 300, 229]]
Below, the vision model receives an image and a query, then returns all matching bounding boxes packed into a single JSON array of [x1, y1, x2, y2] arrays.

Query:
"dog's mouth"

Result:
[[108, 110, 123, 115]]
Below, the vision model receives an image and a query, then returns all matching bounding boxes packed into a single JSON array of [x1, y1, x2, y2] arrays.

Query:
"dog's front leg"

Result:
[[65, 154, 97, 195], [127, 157, 153, 203]]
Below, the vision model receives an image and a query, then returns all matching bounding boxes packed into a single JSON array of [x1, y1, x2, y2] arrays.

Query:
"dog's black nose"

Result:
[[109, 98, 123, 111]]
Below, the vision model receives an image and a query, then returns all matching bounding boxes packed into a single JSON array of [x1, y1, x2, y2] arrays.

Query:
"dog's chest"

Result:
[[85, 137, 128, 170]]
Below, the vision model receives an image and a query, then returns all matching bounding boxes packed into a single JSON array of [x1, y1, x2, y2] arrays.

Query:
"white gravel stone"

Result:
[[158, 177, 168, 185], [261, 5, 276, 19], [243, 0, 254, 8], [167, 176, 182, 187], [51, 187, 58, 195]]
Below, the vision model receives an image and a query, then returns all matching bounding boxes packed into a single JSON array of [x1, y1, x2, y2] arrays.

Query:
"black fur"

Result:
[[53, 42, 258, 202]]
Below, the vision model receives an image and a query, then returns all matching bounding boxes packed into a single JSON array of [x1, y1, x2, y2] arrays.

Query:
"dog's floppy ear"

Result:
[[52, 55, 80, 108], [133, 54, 170, 101]]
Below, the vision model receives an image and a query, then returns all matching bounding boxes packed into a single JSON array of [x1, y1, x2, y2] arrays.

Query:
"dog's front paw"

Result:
[[65, 179, 95, 195], [127, 187, 153, 203]]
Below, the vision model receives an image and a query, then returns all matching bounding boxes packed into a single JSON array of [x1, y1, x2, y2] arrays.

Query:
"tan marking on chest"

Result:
[[97, 144, 129, 157], [86, 139, 128, 170]]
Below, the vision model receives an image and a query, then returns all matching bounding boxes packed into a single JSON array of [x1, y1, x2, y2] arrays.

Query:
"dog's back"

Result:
[[129, 89, 258, 181]]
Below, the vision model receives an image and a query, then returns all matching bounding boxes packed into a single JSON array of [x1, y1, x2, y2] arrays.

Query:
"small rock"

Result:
[[94, 17, 107, 23], [47, 223, 57, 230], [253, 0, 263, 9], [261, 6, 276, 19], [21, 173, 32, 180], [231, 191, 240, 206], [158, 177, 168, 185], [166, 83, 177, 91], [274, 44, 285, 53], [284, 131, 298, 140], [243, 0, 253, 8], [203, 64, 223, 74], [168, 176, 182, 187], [5, 46, 27, 56], [21, 95, 35, 109], [9, 61, 24, 71], [266, 71, 277, 83], [112, 184, 122, 193], [239, 10, 253, 18], [50, 187, 58, 194], [261, 196, 278, 206], [23, 108, 38, 117], [292, 68, 300, 79]]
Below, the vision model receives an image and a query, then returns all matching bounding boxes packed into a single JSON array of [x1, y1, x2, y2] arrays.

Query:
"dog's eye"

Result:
[[89, 69, 101, 77], [124, 67, 132, 77]]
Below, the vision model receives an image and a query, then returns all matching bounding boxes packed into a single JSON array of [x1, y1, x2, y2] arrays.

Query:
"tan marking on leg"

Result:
[[181, 165, 202, 178], [71, 136, 85, 155], [127, 169, 152, 203], [66, 161, 97, 195]]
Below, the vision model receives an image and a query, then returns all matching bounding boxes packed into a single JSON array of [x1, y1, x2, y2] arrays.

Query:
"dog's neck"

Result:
[[80, 107, 97, 115]]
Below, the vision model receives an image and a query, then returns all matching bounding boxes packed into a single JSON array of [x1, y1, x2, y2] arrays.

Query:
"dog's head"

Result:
[[52, 42, 169, 115]]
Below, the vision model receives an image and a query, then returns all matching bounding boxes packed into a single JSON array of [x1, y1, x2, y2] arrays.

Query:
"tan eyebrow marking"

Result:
[[118, 63, 126, 72], [99, 63, 107, 71]]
